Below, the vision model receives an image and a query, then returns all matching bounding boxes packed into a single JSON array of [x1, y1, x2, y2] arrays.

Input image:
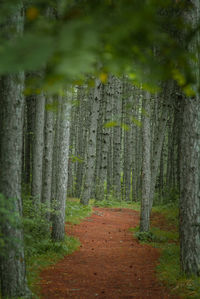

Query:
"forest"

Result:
[[0, 0, 200, 298]]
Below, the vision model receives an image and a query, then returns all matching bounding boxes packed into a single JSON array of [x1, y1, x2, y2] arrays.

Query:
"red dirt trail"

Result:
[[40, 208, 179, 299]]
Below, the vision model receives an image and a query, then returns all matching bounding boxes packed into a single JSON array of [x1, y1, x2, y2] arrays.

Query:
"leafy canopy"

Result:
[[0, 0, 197, 90]]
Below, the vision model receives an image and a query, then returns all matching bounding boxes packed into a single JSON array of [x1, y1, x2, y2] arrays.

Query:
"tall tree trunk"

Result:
[[51, 95, 71, 241], [180, 95, 200, 276], [0, 4, 30, 297], [149, 81, 173, 210], [41, 96, 55, 217], [80, 79, 101, 205], [123, 81, 132, 201], [112, 77, 122, 200], [96, 76, 113, 201], [75, 86, 88, 198], [24, 94, 35, 188], [31, 90, 45, 203], [140, 91, 151, 232], [179, 0, 200, 276]]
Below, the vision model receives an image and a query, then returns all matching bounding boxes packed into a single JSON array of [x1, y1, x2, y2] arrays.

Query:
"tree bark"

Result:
[[31, 90, 45, 203], [140, 91, 151, 232], [80, 79, 101, 205], [0, 3, 31, 298], [112, 77, 122, 200], [96, 76, 113, 201], [41, 95, 55, 217], [51, 95, 71, 242], [179, 0, 200, 276]]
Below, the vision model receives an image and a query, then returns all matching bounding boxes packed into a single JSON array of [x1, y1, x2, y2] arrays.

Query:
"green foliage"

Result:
[[23, 196, 52, 258], [69, 154, 84, 163], [103, 121, 118, 128], [66, 198, 93, 224], [157, 244, 181, 285], [135, 230, 156, 242], [153, 203, 179, 229], [131, 116, 142, 127], [134, 226, 178, 243], [0, 193, 20, 257], [0, 0, 195, 91], [154, 187, 179, 206]]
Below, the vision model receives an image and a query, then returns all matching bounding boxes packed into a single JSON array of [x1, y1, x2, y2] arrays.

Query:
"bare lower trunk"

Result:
[[180, 96, 200, 276], [31, 90, 45, 203], [112, 77, 122, 200], [80, 79, 101, 205], [51, 95, 71, 241], [96, 76, 113, 201], [179, 0, 200, 276], [41, 96, 55, 218], [140, 91, 151, 232]]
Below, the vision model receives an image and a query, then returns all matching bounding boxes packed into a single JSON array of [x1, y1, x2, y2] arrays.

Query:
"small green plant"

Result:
[[135, 230, 158, 242]]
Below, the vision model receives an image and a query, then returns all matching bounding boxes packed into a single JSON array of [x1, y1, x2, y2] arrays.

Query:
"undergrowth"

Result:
[[24, 197, 92, 297], [94, 199, 140, 211], [27, 236, 80, 297], [66, 198, 93, 224], [133, 204, 200, 299]]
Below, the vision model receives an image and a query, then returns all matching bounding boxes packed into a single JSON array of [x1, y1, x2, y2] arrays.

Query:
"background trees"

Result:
[[0, 0, 200, 297]]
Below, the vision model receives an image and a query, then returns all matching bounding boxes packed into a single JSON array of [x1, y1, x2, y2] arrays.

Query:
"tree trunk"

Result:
[[80, 79, 101, 205], [51, 95, 71, 242], [179, 0, 200, 276], [0, 4, 31, 298], [149, 81, 173, 210], [123, 81, 132, 201], [112, 77, 122, 200], [180, 95, 200, 276], [31, 90, 45, 203], [96, 76, 113, 201], [24, 94, 35, 188], [140, 91, 151, 232], [41, 96, 55, 217]]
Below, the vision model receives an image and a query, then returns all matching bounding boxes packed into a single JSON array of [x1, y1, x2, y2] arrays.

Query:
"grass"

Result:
[[133, 203, 200, 299], [152, 203, 179, 228], [93, 198, 140, 211], [66, 198, 93, 224]]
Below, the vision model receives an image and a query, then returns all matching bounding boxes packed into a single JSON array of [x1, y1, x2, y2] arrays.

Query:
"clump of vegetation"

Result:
[[23, 196, 52, 258], [0, 194, 20, 258], [66, 198, 93, 224]]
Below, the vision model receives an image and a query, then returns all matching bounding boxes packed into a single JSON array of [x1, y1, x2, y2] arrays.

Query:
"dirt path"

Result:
[[40, 208, 178, 299]]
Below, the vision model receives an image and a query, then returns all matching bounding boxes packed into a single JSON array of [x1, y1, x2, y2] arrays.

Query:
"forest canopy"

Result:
[[0, 0, 196, 93]]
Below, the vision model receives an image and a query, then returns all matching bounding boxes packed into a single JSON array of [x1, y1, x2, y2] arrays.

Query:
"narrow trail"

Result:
[[40, 208, 178, 299]]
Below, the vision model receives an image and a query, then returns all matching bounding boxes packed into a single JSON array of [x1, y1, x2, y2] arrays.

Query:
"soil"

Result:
[[40, 208, 179, 299]]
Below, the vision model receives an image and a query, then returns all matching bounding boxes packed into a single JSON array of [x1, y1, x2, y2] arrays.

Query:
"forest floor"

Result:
[[40, 207, 179, 299]]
